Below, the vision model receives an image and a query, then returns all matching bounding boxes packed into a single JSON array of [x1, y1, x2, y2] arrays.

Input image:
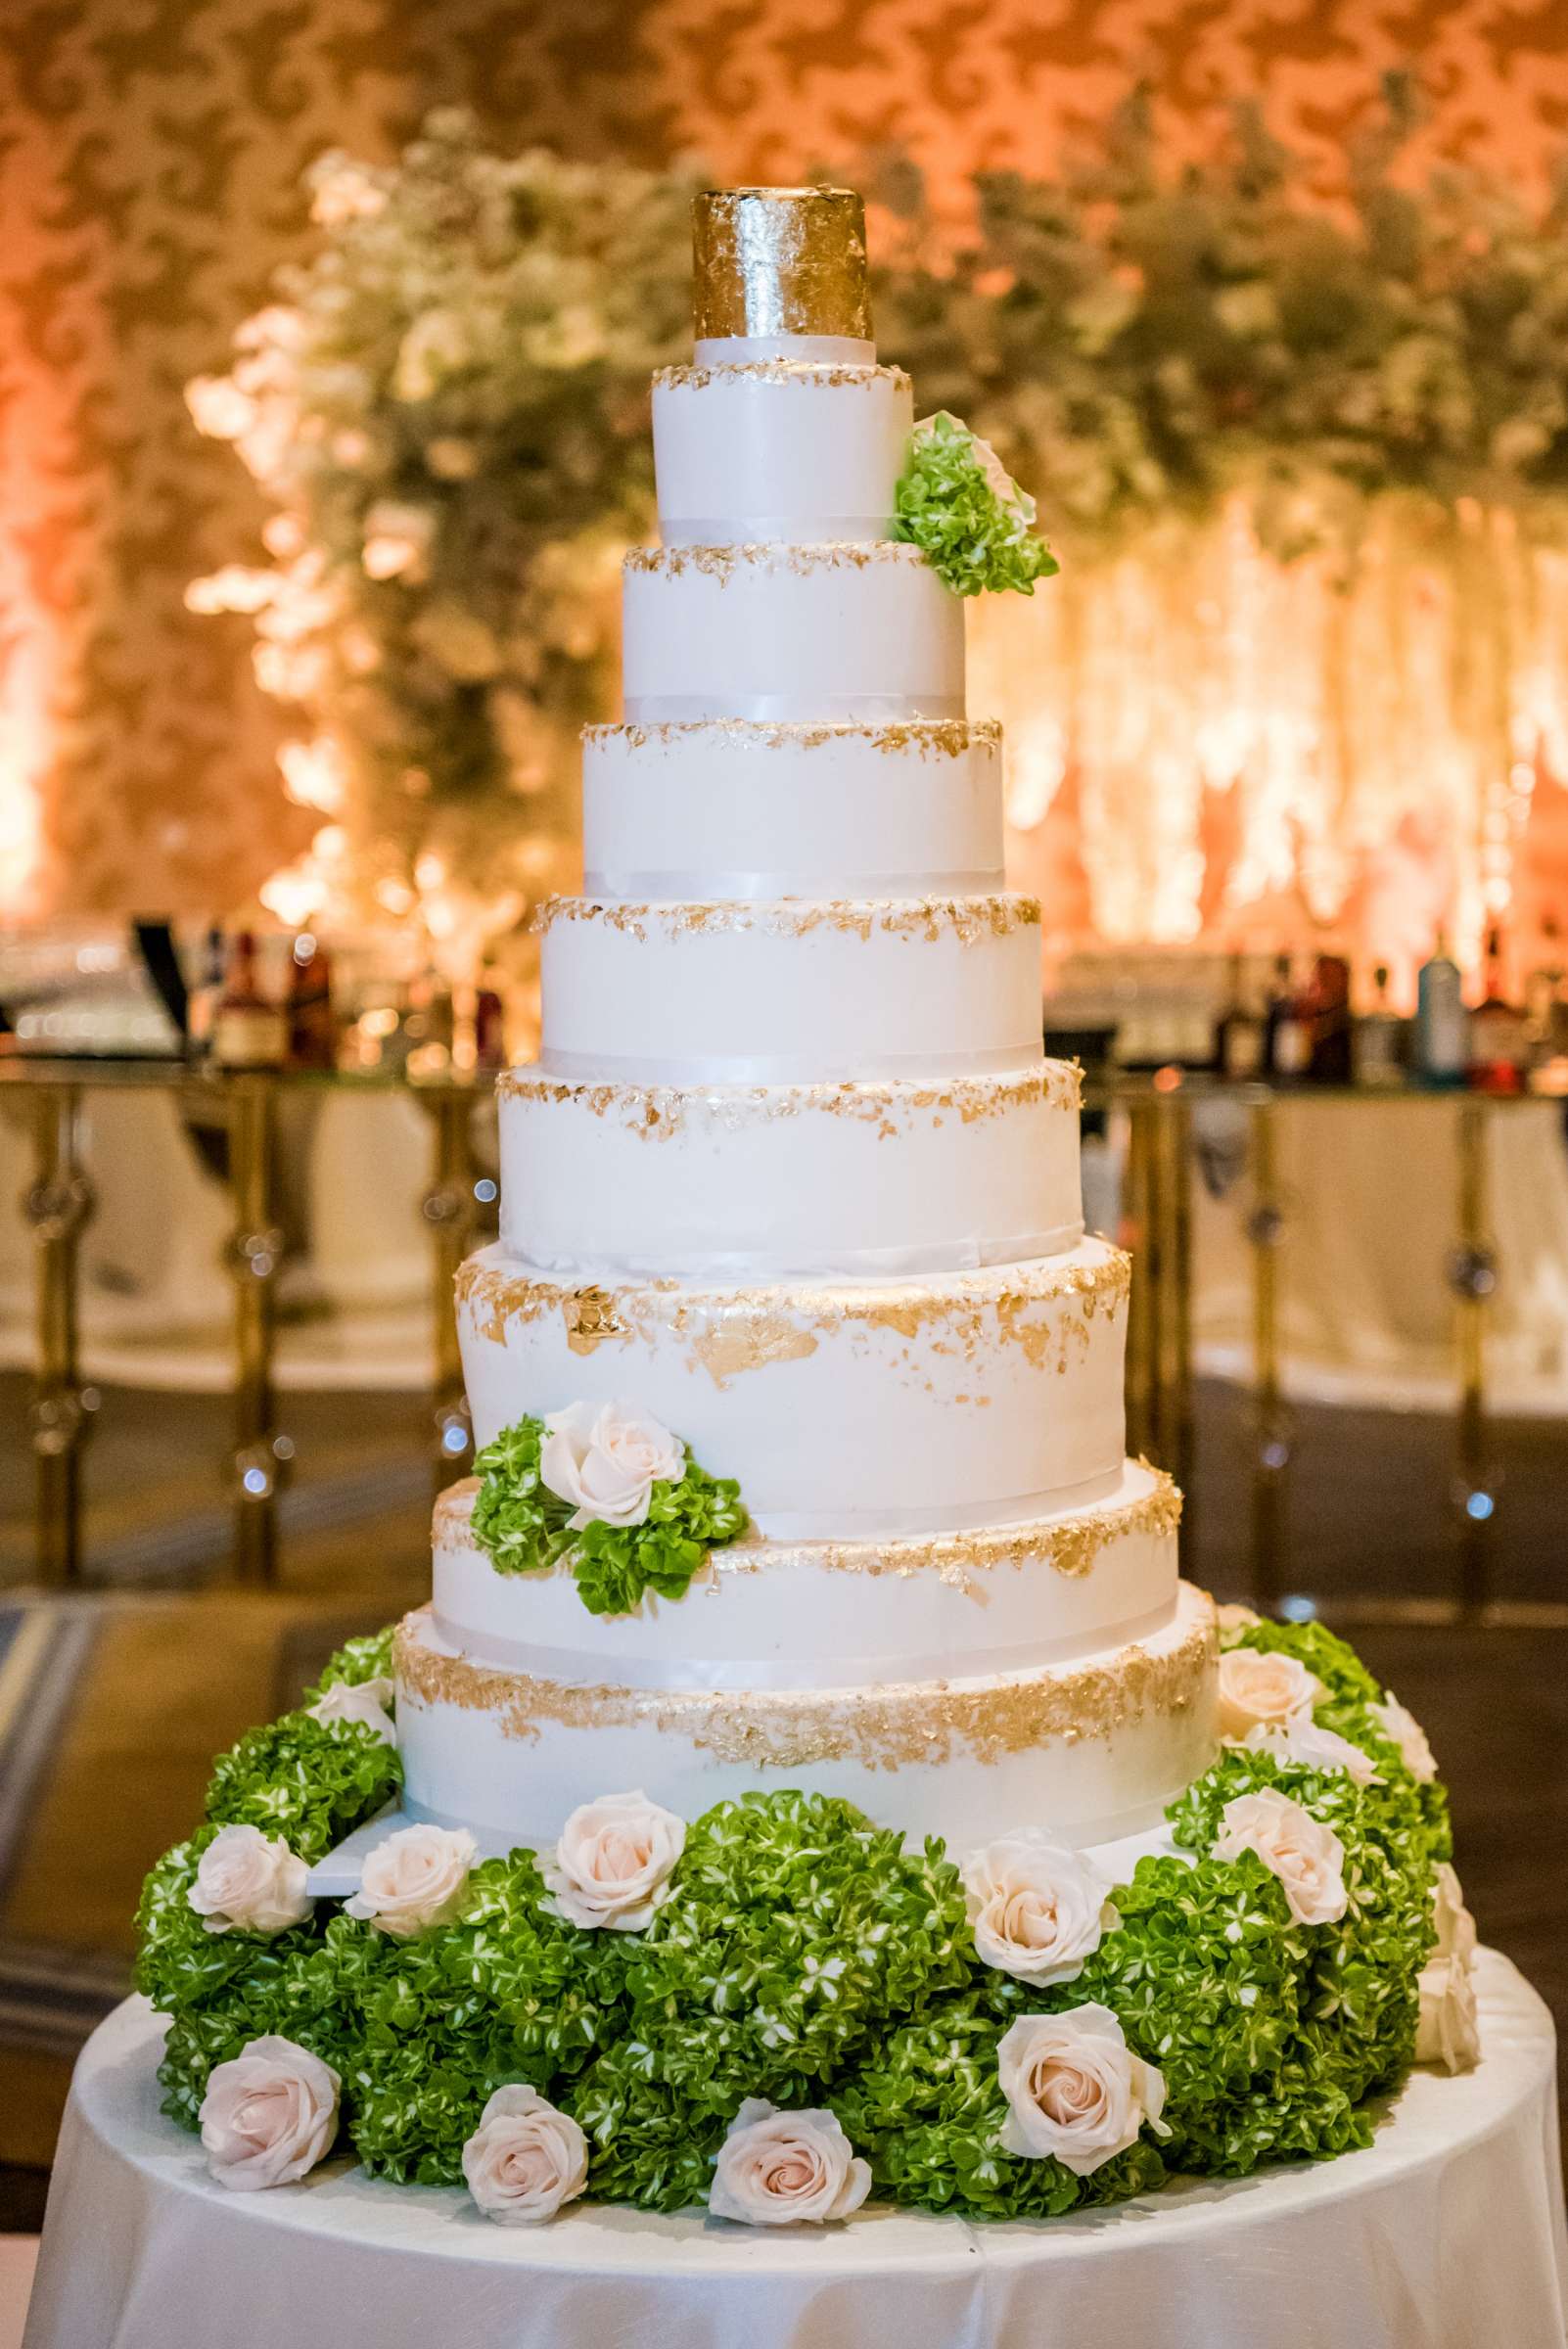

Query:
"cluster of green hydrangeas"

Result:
[[137, 1618, 1450, 2221], [470, 1414, 748, 1615], [892, 412, 1060, 597]]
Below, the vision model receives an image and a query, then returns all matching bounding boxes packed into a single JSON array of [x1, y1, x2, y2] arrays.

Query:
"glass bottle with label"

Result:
[[1468, 925, 1528, 1094], [1414, 931, 1466, 1089], [1214, 950, 1265, 1082], [1353, 963, 1405, 1087], [1266, 954, 1314, 1082], [212, 931, 288, 1070]]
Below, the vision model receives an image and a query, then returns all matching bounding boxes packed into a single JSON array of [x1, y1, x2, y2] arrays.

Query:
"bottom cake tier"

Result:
[[393, 1578, 1218, 1850]]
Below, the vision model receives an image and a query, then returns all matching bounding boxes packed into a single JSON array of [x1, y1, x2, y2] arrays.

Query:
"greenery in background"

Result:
[[470, 1412, 748, 1615], [137, 1617, 1451, 2218], [892, 412, 1059, 594]]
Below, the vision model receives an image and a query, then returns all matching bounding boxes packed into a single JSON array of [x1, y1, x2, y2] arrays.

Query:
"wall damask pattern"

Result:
[[2, 0, 1566, 915]]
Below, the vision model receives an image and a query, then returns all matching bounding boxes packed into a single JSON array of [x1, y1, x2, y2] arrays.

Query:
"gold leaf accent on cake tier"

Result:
[[692, 186, 871, 343], [582, 718, 1000, 759], [495, 1064, 1083, 1139], [453, 1245, 1132, 1386], [434, 1463, 1181, 1592], [623, 541, 929, 579], [652, 361, 908, 392], [530, 895, 1040, 944], [394, 1593, 1215, 1768]]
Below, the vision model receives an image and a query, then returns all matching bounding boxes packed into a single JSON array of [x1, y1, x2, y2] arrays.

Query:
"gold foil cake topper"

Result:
[[693, 187, 872, 342]]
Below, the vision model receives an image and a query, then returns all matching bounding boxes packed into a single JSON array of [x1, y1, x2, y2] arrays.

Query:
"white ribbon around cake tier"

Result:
[[581, 868, 1007, 900], [743, 1467, 1126, 1543], [659, 517, 893, 544], [515, 1221, 1085, 1282], [426, 1600, 1178, 1693], [536, 1043, 1042, 1084], [622, 694, 967, 722]]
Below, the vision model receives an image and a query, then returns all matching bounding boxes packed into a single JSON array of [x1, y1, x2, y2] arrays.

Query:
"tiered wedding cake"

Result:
[[392, 185, 1218, 1854]]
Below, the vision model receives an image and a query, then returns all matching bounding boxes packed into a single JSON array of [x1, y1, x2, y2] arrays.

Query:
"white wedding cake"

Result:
[[393, 185, 1218, 1856]]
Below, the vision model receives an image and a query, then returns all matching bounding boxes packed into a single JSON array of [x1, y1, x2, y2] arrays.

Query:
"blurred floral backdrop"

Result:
[[3, 0, 1568, 938]]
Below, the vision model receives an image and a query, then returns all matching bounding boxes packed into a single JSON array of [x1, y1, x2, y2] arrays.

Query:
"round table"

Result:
[[23, 1952, 1568, 2349]]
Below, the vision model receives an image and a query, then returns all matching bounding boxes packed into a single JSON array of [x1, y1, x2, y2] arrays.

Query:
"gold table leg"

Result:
[[1451, 1099, 1496, 1620], [226, 1076, 287, 1584], [1247, 1097, 1288, 1609], [24, 1088, 94, 1585], [420, 1087, 478, 1495]]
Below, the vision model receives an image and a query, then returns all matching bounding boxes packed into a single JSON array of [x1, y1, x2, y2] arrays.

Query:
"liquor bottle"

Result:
[[1525, 916, 1565, 1065], [1413, 931, 1466, 1088], [287, 934, 336, 1070], [1214, 950, 1264, 1082], [1468, 925, 1528, 1094], [185, 924, 227, 1062], [211, 931, 287, 1070], [1265, 954, 1313, 1082], [1353, 963, 1404, 1088], [1309, 951, 1352, 1084]]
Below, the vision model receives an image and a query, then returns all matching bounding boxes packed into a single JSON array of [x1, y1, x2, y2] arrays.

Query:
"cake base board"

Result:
[[25, 1956, 1567, 2349]]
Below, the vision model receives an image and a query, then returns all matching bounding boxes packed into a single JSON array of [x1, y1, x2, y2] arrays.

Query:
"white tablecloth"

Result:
[[23, 1952, 1568, 2349]]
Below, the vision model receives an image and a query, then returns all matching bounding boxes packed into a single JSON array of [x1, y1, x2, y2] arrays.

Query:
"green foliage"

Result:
[[303, 1628, 397, 1704], [470, 1412, 748, 1615], [136, 1617, 1452, 2220], [205, 1712, 403, 1864], [892, 412, 1060, 595]]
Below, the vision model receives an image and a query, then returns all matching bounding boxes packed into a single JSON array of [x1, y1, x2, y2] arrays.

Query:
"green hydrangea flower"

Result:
[[204, 1712, 403, 1863], [892, 411, 1060, 596], [470, 1411, 748, 1615]]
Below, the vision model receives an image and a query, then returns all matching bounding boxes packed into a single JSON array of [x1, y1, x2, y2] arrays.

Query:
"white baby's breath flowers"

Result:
[[709, 2100, 871, 2226], [461, 2085, 589, 2224], [345, 1822, 476, 1938], [1371, 1692, 1439, 1782], [1213, 1788, 1349, 1926], [187, 1824, 313, 1938], [542, 1790, 685, 1932], [995, 2005, 1169, 2176], [539, 1400, 685, 1532], [961, 1829, 1118, 1987]]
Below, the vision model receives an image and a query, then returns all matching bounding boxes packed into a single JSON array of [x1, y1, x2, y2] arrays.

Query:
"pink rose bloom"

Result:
[[200, 2035, 340, 2191], [709, 2100, 871, 2226], [461, 2085, 589, 2225]]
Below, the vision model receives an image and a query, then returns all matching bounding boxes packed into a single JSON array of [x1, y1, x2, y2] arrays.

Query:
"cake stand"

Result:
[[23, 1950, 1568, 2349]]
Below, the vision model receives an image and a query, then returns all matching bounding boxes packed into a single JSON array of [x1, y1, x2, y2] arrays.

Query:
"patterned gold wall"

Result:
[[3, 0, 1566, 916]]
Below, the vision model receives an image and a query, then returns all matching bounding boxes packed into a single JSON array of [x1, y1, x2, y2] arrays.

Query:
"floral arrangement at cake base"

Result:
[[135, 1612, 1472, 2227]]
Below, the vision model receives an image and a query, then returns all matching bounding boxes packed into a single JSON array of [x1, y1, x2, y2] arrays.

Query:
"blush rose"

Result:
[[1215, 1646, 1323, 1740], [1213, 1788, 1348, 1925], [542, 1789, 685, 1932], [961, 1828, 1118, 1987], [539, 1400, 684, 1531], [345, 1821, 476, 1938], [187, 1824, 312, 1937], [461, 2085, 589, 2224], [709, 2099, 871, 2226], [199, 2035, 340, 2190], [995, 2004, 1169, 2176], [308, 1676, 396, 1744]]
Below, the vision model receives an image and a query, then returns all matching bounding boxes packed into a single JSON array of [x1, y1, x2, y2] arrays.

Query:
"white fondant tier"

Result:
[[535, 895, 1042, 1083], [652, 361, 912, 543], [394, 1579, 1218, 1852], [621, 542, 963, 722], [580, 719, 1004, 899], [495, 1063, 1083, 1278], [455, 1235, 1130, 1540], [432, 1457, 1180, 1686]]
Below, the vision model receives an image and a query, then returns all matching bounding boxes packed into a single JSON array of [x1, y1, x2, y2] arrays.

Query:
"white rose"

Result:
[[542, 1789, 685, 1931], [995, 2004, 1169, 2176], [539, 1400, 685, 1533], [1215, 1646, 1324, 1739], [1236, 1718, 1381, 1786], [461, 2084, 588, 2224], [1372, 1692, 1438, 1782], [187, 1824, 312, 1937], [1216, 1601, 1262, 1639], [1432, 1862, 1478, 1969], [200, 2035, 340, 2190], [308, 1677, 396, 1745], [709, 2099, 871, 2226], [345, 1822, 475, 1938], [961, 1829, 1118, 1987], [1213, 1788, 1349, 1926], [1416, 1958, 1481, 2072]]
